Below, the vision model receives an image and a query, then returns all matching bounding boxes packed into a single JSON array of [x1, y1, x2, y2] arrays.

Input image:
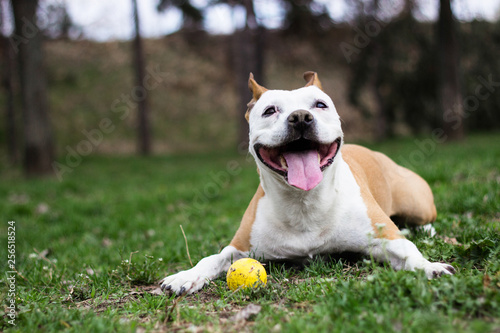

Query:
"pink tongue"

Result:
[[283, 150, 323, 191]]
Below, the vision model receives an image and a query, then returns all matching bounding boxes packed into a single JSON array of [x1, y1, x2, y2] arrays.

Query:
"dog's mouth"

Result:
[[254, 138, 341, 191]]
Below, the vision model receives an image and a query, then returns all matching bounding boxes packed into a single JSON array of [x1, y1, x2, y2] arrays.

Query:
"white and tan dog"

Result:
[[161, 72, 455, 295]]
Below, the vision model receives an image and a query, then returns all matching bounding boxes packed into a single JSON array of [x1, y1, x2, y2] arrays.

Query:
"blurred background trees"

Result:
[[438, 0, 464, 140], [132, 0, 151, 155], [1, 0, 499, 177], [157, 0, 203, 32], [10, 0, 54, 176]]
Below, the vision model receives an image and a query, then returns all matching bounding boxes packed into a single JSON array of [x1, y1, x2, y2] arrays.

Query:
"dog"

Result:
[[160, 72, 455, 295]]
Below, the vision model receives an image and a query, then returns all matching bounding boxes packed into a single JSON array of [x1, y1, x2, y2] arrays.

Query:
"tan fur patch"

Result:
[[303, 71, 323, 90], [342, 145, 404, 240], [245, 73, 268, 122], [230, 185, 265, 251]]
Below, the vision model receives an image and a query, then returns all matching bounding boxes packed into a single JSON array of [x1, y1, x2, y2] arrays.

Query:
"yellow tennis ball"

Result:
[[226, 258, 267, 291]]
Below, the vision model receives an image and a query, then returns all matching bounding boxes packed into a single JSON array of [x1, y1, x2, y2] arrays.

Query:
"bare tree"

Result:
[[157, 0, 203, 31], [228, 0, 266, 147], [132, 0, 151, 155], [11, 0, 55, 176], [1, 0, 18, 164], [281, 0, 333, 36], [38, 2, 78, 39], [438, 0, 464, 140], [157, 0, 265, 148], [1, 37, 17, 164]]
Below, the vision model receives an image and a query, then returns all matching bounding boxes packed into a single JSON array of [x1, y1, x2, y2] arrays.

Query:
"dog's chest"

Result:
[[249, 162, 374, 260]]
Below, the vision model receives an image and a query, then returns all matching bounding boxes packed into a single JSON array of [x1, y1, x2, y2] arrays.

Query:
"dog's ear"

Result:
[[303, 71, 323, 91], [248, 73, 267, 100], [246, 73, 268, 122]]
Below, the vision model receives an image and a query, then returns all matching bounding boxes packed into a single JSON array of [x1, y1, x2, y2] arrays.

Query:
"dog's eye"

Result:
[[263, 106, 277, 117], [315, 101, 327, 109]]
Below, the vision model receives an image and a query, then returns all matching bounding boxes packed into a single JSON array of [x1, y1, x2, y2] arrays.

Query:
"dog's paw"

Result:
[[160, 270, 207, 296], [423, 262, 456, 279]]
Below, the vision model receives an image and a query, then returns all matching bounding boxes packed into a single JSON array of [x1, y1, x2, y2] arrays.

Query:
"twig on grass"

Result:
[[13, 267, 28, 282], [125, 251, 139, 287], [128, 251, 139, 273], [34, 247, 57, 269], [164, 278, 201, 324], [180, 225, 193, 267], [164, 292, 186, 324]]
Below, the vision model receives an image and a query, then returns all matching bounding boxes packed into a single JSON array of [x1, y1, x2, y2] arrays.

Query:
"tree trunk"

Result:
[[1, 35, 18, 164], [132, 0, 151, 155], [244, 0, 265, 84], [233, 27, 253, 148], [1, 0, 19, 165], [11, 0, 55, 176], [233, 0, 265, 149], [438, 0, 464, 140]]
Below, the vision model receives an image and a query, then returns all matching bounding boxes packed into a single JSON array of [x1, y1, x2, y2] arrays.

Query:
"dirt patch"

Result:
[[68, 283, 272, 332]]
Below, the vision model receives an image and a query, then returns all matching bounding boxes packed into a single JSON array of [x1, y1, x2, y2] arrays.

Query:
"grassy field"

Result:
[[1, 133, 499, 332]]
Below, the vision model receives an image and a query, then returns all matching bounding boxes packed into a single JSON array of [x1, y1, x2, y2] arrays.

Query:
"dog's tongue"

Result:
[[283, 150, 323, 191]]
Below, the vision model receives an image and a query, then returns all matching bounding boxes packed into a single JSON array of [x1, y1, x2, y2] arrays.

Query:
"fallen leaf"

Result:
[[483, 274, 491, 289], [149, 287, 164, 295], [101, 238, 113, 248], [36, 203, 50, 215], [229, 304, 261, 322], [442, 237, 461, 245]]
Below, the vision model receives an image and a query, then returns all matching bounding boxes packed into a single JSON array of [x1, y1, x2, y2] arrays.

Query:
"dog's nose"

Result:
[[288, 110, 314, 131]]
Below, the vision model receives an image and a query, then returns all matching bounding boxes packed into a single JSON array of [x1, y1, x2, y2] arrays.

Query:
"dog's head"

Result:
[[246, 72, 343, 191]]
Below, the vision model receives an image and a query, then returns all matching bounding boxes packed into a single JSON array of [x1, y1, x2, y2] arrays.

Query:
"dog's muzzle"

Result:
[[254, 110, 341, 191], [288, 110, 315, 138]]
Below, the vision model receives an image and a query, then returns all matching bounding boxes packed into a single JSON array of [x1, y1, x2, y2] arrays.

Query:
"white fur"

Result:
[[248, 86, 342, 153], [160, 85, 453, 295], [249, 153, 373, 260], [369, 238, 454, 278], [160, 245, 245, 295]]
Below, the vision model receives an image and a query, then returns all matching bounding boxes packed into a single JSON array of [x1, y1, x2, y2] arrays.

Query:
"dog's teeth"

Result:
[[318, 152, 321, 164], [280, 155, 288, 170]]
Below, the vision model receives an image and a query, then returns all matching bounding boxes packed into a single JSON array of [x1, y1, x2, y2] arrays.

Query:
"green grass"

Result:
[[1, 133, 499, 332]]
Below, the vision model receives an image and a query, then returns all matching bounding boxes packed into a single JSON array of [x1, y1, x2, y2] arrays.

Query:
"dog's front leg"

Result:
[[369, 238, 455, 278], [160, 245, 247, 295]]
